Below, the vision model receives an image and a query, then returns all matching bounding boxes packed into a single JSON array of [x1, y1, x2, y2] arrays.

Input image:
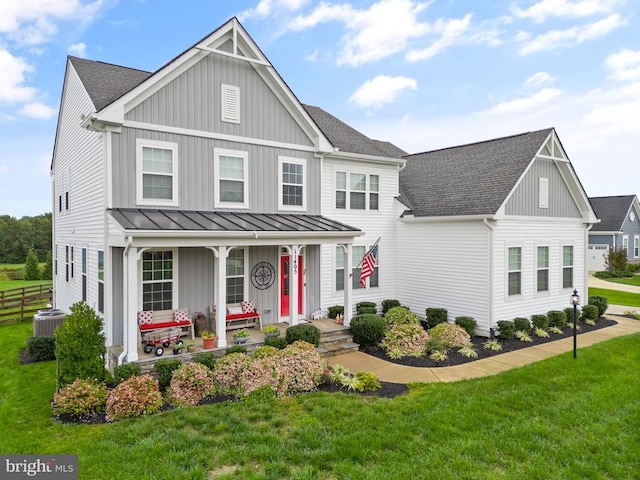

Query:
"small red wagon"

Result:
[[141, 326, 183, 357]]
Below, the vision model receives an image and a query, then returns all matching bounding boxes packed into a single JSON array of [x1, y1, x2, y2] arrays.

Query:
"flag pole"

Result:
[[349, 237, 380, 277]]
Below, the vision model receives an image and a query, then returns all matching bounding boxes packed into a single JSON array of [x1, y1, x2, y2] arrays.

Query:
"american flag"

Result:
[[359, 242, 379, 288]]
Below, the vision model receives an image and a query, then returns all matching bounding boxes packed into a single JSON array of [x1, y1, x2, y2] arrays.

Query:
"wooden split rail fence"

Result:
[[0, 283, 53, 324]]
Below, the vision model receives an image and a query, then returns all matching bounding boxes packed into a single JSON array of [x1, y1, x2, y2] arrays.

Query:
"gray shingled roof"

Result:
[[68, 56, 151, 111], [109, 208, 361, 233], [400, 128, 553, 217], [589, 195, 636, 231], [303, 104, 406, 158]]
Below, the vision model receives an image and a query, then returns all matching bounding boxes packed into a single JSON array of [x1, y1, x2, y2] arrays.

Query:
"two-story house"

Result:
[[51, 17, 597, 366]]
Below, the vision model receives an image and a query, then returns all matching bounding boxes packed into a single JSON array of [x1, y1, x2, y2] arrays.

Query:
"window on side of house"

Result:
[[537, 246, 549, 292], [142, 250, 173, 311], [562, 245, 574, 289], [350, 173, 366, 210], [369, 175, 379, 210], [81, 247, 87, 302], [98, 250, 104, 313], [335, 244, 379, 291], [336, 172, 347, 209], [65, 246, 69, 282], [214, 148, 248, 208], [634, 235, 639, 258], [335, 171, 380, 210], [508, 247, 521, 296], [136, 139, 178, 206], [226, 248, 246, 304], [622, 236, 629, 256], [54, 244, 58, 276], [70, 246, 74, 279], [335, 246, 345, 291], [279, 157, 306, 210]]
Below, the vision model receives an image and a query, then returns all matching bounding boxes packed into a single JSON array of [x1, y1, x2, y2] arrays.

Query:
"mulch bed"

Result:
[[360, 317, 619, 368]]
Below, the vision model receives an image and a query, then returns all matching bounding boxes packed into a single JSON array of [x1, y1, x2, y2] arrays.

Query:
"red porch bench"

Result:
[[210, 301, 262, 332], [137, 309, 195, 341]]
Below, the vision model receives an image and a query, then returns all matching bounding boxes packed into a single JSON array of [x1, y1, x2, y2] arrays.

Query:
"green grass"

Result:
[[2, 320, 639, 479], [589, 287, 640, 307], [0, 280, 51, 291], [602, 275, 640, 287]]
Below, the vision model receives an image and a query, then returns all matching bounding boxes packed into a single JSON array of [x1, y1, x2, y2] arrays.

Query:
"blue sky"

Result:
[[1, 0, 638, 218]]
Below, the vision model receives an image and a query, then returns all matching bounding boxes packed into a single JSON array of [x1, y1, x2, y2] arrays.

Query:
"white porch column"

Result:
[[124, 247, 139, 362], [342, 243, 353, 327], [213, 246, 229, 348], [289, 245, 300, 326]]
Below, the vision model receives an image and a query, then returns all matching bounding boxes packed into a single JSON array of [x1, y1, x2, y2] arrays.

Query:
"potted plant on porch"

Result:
[[233, 328, 250, 344], [201, 331, 216, 350], [263, 325, 280, 338], [194, 311, 207, 337]]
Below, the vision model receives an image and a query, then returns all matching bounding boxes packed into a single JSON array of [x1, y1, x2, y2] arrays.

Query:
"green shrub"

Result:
[[380, 324, 430, 359], [212, 353, 253, 395], [285, 324, 320, 347], [328, 305, 344, 319], [582, 305, 599, 321], [425, 308, 448, 329], [454, 316, 477, 337], [549, 310, 568, 329], [167, 362, 215, 406], [194, 352, 215, 370], [26, 335, 55, 362], [52, 378, 107, 417], [629, 263, 640, 273], [588, 296, 608, 316], [154, 358, 182, 391], [594, 271, 614, 279], [513, 317, 531, 333], [226, 345, 247, 355], [355, 371, 381, 392], [382, 299, 401, 315], [245, 384, 276, 403], [531, 314, 549, 330], [265, 337, 287, 349], [496, 320, 515, 340], [113, 363, 141, 384], [106, 374, 162, 421], [384, 306, 419, 329], [425, 337, 445, 354], [42, 251, 53, 280], [428, 323, 471, 348], [356, 301, 377, 315], [350, 314, 385, 345], [252, 346, 279, 359], [24, 249, 40, 280], [55, 301, 106, 388], [605, 247, 629, 275]]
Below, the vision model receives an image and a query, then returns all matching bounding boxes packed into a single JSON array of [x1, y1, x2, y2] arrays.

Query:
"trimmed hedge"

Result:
[[382, 299, 401, 315], [582, 305, 599, 321], [226, 345, 247, 355], [328, 305, 344, 320], [26, 335, 56, 362], [265, 337, 288, 349], [425, 308, 448, 329], [350, 314, 385, 345], [356, 302, 377, 315], [513, 317, 531, 333], [548, 310, 568, 329], [286, 324, 321, 347], [454, 316, 477, 337], [384, 307, 419, 329], [194, 352, 215, 370], [154, 358, 182, 391], [588, 296, 608, 316], [113, 363, 141, 384], [531, 314, 549, 330], [496, 320, 515, 340]]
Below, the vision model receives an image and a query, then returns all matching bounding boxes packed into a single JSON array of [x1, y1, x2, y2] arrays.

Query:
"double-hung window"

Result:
[[98, 250, 104, 313], [622, 236, 629, 257], [65, 246, 70, 282], [136, 139, 178, 206], [214, 148, 248, 208], [537, 246, 549, 292], [335, 171, 380, 210], [634, 236, 639, 258], [562, 246, 573, 289], [226, 248, 246, 304], [335, 244, 379, 291], [81, 248, 87, 302], [279, 157, 305, 210], [508, 247, 521, 296], [142, 250, 174, 311]]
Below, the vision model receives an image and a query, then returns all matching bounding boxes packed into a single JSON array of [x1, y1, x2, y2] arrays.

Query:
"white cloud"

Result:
[[349, 75, 418, 108], [68, 42, 87, 57], [524, 71, 556, 87], [405, 14, 472, 61], [512, 0, 624, 23], [606, 49, 640, 81], [18, 102, 56, 120], [0, 50, 36, 103], [518, 13, 626, 54], [239, 0, 308, 21], [0, 164, 7, 175], [488, 88, 563, 115]]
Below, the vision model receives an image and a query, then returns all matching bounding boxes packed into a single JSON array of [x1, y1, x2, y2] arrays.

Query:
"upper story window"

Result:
[[136, 139, 178, 207], [214, 148, 249, 209], [279, 157, 306, 211], [335, 171, 380, 210], [221, 84, 240, 124], [635, 236, 639, 258]]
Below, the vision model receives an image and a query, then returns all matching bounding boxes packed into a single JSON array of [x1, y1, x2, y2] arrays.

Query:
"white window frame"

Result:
[[622, 235, 629, 257], [136, 138, 179, 207], [335, 243, 379, 291], [536, 245, 549, 292], [634, 235, 639, 258], [278, 156, 306, 211], [334, 170, 380, 211], [221, 84, 240, 124], [65, 245, 70, 282], [538, 177, 549, 209], [98, 250, 104, 314], [507, 246, 522, 296], [81, 247, 87, 302], [562, 245, 574, 290], [214, 148, 249, 209], [140, 249, 178, 311], [226, 247, 248, 304]]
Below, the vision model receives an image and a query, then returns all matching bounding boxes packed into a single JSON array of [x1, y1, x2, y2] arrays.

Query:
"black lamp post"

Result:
[[570, 289, 580, 359]]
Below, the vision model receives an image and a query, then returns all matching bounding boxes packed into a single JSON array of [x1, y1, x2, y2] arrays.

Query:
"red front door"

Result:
[[280, 255, 303, 317]]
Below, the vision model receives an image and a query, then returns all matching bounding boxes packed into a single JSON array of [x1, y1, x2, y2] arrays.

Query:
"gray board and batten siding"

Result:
[[124, 49, 313, 147], [110, 128, 321, 214], [111, 247, 124, 345], [505, 157, 581, 218]]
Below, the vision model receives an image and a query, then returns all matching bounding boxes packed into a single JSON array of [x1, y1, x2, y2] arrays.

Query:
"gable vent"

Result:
[[539, 177, 549, 209], [221, 84, 240, 124]]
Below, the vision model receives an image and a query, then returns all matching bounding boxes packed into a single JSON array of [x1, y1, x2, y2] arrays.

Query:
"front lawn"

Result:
[[588, 287, 640, 307], [2, 320, 639, 479], [602, 274, 640, 287]]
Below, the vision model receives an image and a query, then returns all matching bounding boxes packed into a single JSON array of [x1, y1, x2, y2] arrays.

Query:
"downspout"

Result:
[[117, 235, 133, 366], [586, 224, 594, 295], [483, 218, 494, 336]]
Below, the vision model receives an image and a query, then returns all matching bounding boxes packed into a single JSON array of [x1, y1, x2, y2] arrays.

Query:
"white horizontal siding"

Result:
[[396, 220, 491, 331]]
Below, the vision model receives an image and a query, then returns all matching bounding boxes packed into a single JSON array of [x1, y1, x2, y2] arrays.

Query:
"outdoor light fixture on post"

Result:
[[570, 289, 580, 359]]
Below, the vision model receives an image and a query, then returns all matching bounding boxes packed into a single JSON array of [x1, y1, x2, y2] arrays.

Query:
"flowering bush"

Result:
[[428, 323, 471, 348], [271, 341, 326, 396], [383, 307, 419, 330], [106, 374, 162, 421], [212, 353, 252, 394], [52, 378, 107, 416], [167, 362, 215, 406], [380, 324, 430, 359], [252, 345, 279, 359]]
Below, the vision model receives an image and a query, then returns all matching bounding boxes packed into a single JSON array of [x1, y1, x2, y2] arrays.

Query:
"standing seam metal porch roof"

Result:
[[108, 208, 361, 234]]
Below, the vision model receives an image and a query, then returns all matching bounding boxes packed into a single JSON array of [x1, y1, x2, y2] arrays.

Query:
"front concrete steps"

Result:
[[317, 325, 360, 358]]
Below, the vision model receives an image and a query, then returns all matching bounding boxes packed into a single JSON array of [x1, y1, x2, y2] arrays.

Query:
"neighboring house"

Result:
[[397, 130, 597, 335], [51, 17, 597, 366], [588, 195, 640, 270]]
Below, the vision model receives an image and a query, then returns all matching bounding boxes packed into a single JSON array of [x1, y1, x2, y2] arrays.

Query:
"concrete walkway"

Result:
[[328, 315, 640, 384], [588, 272, 640, 293]]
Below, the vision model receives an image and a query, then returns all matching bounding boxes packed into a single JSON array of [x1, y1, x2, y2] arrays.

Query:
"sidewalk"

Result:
[[588, 272, 640, 294], [328, 315, 640, 384]]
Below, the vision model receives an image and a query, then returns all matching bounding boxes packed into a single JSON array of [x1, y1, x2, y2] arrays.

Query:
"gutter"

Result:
[[117, 236, 133, 366], [483, 218, 495, 335]]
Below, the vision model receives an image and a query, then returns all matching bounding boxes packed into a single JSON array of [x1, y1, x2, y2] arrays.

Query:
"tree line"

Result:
[[0, 213, 51, 264]]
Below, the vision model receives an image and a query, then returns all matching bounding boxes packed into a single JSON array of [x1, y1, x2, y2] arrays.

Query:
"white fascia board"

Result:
[[494, 214, 587, 223], [588, 230, 622, 235], [400, 214, 495, 223], [324, 151, 406, 167]]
